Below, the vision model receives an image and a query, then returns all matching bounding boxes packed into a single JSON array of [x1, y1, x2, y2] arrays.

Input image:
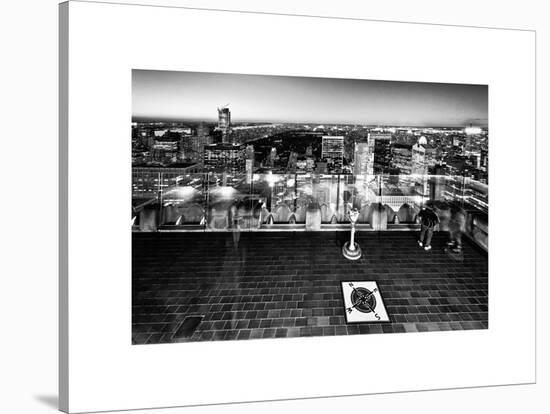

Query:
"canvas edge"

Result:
[[59, 1, 70, 412]]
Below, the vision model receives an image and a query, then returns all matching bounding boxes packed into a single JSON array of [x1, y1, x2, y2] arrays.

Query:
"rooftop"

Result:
[[132, 231, 488, 344]]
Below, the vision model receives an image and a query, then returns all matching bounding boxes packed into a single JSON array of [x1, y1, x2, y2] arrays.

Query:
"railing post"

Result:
[[293, 172, 298, 213], [203, 172, 209, 230], [336, 174, 340, 219], [157, 171, 162, 230], [461, 175, 466, 208]]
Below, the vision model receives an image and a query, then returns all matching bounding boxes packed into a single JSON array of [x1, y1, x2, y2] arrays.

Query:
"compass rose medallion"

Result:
[[341, 281, 390, 323]]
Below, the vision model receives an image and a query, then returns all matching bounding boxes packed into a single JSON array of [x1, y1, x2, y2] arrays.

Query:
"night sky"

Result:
[[132, 70, 488, 127]]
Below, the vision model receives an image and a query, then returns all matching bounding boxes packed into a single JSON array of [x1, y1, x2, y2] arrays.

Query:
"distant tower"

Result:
[[287, 151, 298, 172], [267, 147, 277, 168], [217, 105, 231, 143], [245, 144, 255, 161]]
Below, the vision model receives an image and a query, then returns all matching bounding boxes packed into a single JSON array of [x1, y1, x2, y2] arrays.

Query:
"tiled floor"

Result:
[[132, 231, 488, 344]]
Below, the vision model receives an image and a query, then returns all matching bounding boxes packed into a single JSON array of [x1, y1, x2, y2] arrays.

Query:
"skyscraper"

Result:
[[321, 136, 344, 173], [480, 148, 488, 171], [287, 151, 298, 172], [217, 105, 231, 143], [353, 142, 370, 176], [196, 122, 211, 137], [411, 142, 428, 175], [180, 134, 214, 163], [245, 144, 255, 183], [369, 133, 392, 174], [390, 143, 413, 174], [266, 147, 277, 168], [203, 143, 245, 175]]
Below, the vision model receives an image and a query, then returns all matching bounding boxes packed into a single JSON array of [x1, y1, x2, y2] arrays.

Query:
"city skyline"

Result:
[[132, 70, 488, 127], [131, 71, 489, 347]]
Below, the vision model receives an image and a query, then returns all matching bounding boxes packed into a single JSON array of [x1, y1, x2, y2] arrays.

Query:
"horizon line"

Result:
[[131, 117, 489, 129]]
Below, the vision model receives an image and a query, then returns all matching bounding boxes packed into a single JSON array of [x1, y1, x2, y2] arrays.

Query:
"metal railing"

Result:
[[132, 170, 488, 244]]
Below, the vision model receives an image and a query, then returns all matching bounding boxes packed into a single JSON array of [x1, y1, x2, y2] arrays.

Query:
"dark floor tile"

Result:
[[132, 232, 488, 344], [262, 328, 276, 338], [237, 330, 251, 340], [172, 316, 203, 339]]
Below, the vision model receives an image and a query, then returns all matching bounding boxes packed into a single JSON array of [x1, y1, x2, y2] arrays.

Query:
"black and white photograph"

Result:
[[3, 0, 546, 411], [131, 70, 489, 345]]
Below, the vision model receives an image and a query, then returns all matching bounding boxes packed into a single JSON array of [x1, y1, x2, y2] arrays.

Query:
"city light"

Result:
[[171, 186, 198, 200], [464, 126, 482, 135], [209, 186, 238, 200], [132, 92, 489, 225], [266, 171, 277, 188]]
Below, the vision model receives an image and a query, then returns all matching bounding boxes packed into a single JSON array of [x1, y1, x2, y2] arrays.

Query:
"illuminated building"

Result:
[[151, 140, 178, 164], [135, 128, 154, 147], [369, 133, 392, 174], [216, 105, 231, 143], [411, 142, 428, 175], [245, 144, 255, 161], [315, 161, 328, 174], [353, 142, 370, 176], [287, 151, 298, 172], [196, 122, 211, 137], [424, 146, 438, 167], [245, 144, 255, 183], [180, 134, 214, 162], [452, 135, 463, 147], [296, 159, 307, 171], [132, 164, 202, 199], [321, 136, 344, 173], [267, 147, 277, 168], [480, 148, 488, 170], [464, 126, 482, 135], [203, 143, 245, 175], [169, 127, 193, 136], [390, 143, 413, 174]]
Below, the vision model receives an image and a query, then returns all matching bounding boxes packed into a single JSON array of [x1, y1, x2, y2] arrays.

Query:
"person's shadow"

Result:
[[34, 395, 58, 410]]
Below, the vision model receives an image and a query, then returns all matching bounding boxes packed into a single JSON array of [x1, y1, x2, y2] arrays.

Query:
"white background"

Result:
[[0, 0, 548, 413], [66, 3, 535, 411]]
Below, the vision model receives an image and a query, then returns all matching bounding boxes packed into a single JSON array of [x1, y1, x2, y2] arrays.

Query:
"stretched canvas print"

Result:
[[60, 1, 536, 412], [131, 70, 489, 344]]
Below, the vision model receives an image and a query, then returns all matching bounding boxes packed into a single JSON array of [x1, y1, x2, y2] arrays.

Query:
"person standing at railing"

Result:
[[229, 199, 242, 250], [417, 206, 439, 251], [447, 206, 466, 253]]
